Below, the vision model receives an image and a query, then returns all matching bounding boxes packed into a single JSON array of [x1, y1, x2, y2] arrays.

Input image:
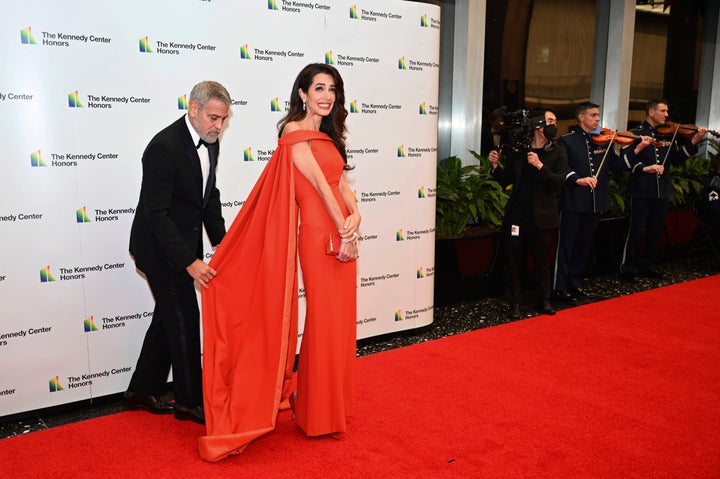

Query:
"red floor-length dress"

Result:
[[293, 131, 357, 437], [198, 130, 356, 462]]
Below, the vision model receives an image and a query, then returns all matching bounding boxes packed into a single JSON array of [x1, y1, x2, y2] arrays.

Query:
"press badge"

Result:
[[511, 225, 520, 236]]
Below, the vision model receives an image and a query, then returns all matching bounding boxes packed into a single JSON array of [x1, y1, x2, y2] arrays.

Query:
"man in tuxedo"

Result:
[[126, 81, 230, 425], [489, 107, 569, 319]]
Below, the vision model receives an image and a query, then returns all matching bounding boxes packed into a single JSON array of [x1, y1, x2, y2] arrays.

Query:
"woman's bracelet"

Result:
[[341, 232, 359, 243]]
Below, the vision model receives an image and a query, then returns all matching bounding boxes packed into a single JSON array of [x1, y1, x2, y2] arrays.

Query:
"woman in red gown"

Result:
[[199, 63, 360, 462]]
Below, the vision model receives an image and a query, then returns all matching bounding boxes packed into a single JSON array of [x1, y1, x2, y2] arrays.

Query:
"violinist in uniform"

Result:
[[620, 98, 707, 281], [553, 102, 635, 302]]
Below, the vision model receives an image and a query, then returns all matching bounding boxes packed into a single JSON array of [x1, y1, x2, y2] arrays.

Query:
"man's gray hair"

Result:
[[189, 81, 231, 108]]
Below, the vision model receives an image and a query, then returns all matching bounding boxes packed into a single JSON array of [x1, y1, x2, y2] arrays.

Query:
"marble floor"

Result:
[[1, 248, 718, 440]]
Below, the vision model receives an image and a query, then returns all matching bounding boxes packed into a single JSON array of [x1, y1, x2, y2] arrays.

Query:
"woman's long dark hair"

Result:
[[278, 63, 349, 166]]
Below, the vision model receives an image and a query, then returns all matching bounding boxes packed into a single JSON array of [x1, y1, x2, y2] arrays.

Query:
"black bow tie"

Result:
[[196, 138, 213, 149]]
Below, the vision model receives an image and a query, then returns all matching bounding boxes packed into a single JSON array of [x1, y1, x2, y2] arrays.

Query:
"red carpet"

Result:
[[3, 276, 719, 478]]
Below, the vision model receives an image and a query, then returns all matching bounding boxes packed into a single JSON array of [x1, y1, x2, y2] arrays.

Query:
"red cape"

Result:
[[198, 131, 328, 461]]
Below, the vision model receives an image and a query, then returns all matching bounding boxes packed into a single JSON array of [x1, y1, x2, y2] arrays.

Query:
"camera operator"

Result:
[[489, 107, 570, 319]]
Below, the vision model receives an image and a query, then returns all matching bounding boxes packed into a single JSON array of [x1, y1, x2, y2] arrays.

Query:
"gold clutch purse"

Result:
[[326, 233, 342, 255]]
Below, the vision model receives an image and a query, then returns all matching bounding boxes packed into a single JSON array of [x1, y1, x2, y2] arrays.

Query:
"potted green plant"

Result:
[[664, 155, 710, 247], [435, 153, 508, 238], [606, 170, 630, 218], [435, 152, 509, 304]]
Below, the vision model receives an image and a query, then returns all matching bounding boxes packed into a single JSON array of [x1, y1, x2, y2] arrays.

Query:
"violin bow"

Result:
[[593, 130, 617, 179], [660, 122, 681, 168]]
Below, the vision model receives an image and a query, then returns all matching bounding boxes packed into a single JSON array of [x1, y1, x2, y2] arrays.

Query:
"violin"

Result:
[[656, 121, 720, 139], [591, 128, 668, 147]]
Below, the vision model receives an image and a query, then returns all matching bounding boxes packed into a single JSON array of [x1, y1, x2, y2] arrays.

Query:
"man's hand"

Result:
[[576, 176, 597, 189], [692, 127, 707, 145], [186, 259, 217, 289], [635, 135, 653, 155], [643, 164, 664, 175], [488, 149, 501, 169], [527, 151, 543, 170]]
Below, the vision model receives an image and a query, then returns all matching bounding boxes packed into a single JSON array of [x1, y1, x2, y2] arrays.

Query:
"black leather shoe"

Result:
[[509, 303, 521, 320], [639, 269, 664, 279], [553, 290, 576, 303], [620, 271, 638, 282], [538, 300, 556, 315], [124, 391, 174, 414], [174, 404, 205, 425]]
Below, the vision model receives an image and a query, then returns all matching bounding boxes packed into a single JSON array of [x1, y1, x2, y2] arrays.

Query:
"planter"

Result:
[[662, 208, 699, 246], [454, 233, 498, 278], [589, 209, 701, 273], [434, 230, 502, 306]]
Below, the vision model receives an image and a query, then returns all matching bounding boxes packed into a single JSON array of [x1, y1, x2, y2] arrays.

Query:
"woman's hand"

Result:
[[336, 235, 359, 262], [339, 213, 361, 240]]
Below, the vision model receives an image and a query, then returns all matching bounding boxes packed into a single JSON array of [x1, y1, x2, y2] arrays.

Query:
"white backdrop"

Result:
[[0, 0, 440, 417]]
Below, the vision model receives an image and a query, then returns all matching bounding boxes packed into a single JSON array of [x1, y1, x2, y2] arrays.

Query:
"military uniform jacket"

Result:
[[559, 126, 633, 214], [626, 121, 698, 200]]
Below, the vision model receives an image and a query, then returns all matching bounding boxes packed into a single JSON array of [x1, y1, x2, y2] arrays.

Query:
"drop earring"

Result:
[[303, 101, 306, 111]]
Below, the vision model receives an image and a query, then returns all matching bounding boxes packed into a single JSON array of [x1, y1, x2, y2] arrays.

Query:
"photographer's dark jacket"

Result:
[[491, 143, 569, 230], [559, 126, 634, 214], [626, 121, 698, 200]]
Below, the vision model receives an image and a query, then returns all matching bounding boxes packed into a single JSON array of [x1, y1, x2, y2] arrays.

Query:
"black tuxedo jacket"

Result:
[[129, 116, 226, 282]]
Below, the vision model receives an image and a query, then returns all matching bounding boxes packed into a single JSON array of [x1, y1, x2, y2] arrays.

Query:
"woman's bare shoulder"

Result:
[[281, 121, 302, 137]]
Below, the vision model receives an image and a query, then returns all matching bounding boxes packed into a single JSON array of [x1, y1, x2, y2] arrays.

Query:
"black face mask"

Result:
[[543, 124, 558, 141]]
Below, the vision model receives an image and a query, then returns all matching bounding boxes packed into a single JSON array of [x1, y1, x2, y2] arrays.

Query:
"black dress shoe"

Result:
[[552, 290, 576, 303], [124, 391, 174, 414], [639, 269, 664, 279], [509, 302, 521, 320], [620, 271, 638, 282], [174, 404, 205, 425], [538, 300, 556, 315]]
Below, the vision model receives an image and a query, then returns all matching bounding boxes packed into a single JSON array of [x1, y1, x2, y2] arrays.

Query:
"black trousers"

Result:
[[553, 210, 599, 292], [621, 196, 668, 274], [128, 276, 202, 407], [505, 225, 554, 303]]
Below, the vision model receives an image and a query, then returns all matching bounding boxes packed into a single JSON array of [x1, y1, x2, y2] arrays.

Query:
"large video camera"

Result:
[[500, 109, 546, 151]]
